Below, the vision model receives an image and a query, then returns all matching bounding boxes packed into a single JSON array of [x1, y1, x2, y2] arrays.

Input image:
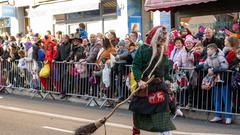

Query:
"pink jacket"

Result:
[[174, 47, 194, 68]]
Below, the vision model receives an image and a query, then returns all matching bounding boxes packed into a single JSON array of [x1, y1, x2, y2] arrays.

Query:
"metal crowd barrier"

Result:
[[174, 67, 240, 117], [1, 60, 239, 116]]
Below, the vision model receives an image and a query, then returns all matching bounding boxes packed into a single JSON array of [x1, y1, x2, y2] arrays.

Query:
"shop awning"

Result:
[[29, 0, 100, 17], [144, 0, 218, 11]]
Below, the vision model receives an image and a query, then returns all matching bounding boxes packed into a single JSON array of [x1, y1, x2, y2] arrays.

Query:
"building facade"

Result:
[[4, 0, 147, 39]]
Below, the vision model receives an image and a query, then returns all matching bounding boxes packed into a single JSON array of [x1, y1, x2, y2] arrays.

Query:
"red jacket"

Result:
[[225, 50, 235, 66], [44, 41, 57, 63]]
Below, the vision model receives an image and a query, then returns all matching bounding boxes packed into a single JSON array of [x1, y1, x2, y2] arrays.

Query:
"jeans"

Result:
[[213, 84, 232, 118]]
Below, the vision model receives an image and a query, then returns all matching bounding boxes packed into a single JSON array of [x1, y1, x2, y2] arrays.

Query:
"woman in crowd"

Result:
[[96, 37, 116, 65], [223, 36, 239, 67], [107, 31, 119, 47], [169, 37, 184, 65], [173, 35, 196, 108]]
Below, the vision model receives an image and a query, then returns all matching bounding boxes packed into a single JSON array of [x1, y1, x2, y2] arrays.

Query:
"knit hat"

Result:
[[118, 40, 125, 46], [185, 35, 194, 43]]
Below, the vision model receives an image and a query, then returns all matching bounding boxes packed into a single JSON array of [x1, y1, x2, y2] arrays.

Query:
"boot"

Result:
[[132, 127, 140, 135]]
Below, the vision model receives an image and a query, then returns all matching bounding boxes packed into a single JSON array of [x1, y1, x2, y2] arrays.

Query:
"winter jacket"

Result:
[[67, 45, 85, 61], [38, 48, 45, 62], [203, 36, 224, 50], [174, 47, 194, 68], [170, 47, 182, 63], [86, 42, 101, 63], [55, 42, 71, 61], [0, 44, 3, 57], [6, 52, 20, 62], [45, 45, 57, 63], [203, 49, 229, 73], [194, 49, 207, 66], [225, 50, 236, 67], [96, 47, 116, 65], [116, 47, 129, 64], [230, 58, 240, 70], [80, 29, 88, 39], [132, 44, 171, 82]]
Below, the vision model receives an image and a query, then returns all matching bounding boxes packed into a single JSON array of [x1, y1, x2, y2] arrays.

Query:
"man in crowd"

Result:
[[54, 35, 72, 99], [89, 34, 97, 49], [203, 27, 224, 50], [86, 34, 102, 63]]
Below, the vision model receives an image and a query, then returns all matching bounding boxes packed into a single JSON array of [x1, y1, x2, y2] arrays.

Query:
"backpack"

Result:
[[231, 71, 240, 90], [201, 75, 215, 91]]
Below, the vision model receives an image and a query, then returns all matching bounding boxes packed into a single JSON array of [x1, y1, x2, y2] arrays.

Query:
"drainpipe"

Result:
[[100, 0, 104, 34]]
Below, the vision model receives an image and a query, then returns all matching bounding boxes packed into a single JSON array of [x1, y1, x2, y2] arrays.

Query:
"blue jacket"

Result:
[[38, 48, 45, 61], [80, 29, 88, 39]]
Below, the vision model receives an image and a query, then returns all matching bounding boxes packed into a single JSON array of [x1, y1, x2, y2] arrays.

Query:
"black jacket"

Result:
[[66, 45, 85, 61], [55, 42, 71, 61], [0, 47, 3, 56], [1, 51, 20, 61], [203, 36, 224, 50]]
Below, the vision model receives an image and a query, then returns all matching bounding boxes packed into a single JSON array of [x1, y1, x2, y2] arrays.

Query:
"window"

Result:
[[180, 12, 240, 38]]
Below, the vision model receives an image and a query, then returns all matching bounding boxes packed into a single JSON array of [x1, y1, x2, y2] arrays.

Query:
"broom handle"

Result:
[[105, 75, 155, 119]]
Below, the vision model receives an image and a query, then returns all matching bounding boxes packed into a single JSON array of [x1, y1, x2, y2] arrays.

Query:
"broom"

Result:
[[75, 76, 155, 135]]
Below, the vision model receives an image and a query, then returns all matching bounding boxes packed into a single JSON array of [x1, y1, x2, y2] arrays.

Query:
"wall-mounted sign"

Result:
[[0, 5, 16, 17]]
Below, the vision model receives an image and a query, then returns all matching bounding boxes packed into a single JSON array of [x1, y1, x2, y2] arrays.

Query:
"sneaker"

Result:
[[210, 117, 222, 123], [89, 102, 95, 107], [60, 94, 67, 99], [6, 84, 12, 88], [225, 118, 232, 125], [185, 103, 192, 109], [116, 97, 124, 103]]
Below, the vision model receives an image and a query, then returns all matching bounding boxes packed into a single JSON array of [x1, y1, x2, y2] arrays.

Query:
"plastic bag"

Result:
[[17, 58, 27, 69], [130, 70, 137, 93], [201, 75, 215, 91], [31, 71, 40, 89], [39, 63, 50, 78], [102, 64, 111, 88]]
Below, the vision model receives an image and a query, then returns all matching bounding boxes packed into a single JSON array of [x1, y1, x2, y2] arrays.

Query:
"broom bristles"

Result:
[[75, 118, 106, 135]]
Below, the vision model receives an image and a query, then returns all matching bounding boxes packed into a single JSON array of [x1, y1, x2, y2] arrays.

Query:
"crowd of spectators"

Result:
[[0, 23, 240, 124]]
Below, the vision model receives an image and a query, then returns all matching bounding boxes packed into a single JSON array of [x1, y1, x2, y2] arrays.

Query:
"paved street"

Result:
[[0, 94, 239, 135]]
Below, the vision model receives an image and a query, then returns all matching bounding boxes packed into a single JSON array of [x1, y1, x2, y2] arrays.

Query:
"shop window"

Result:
[[0, 18, 10, 34], [54, 14, 66, 23], [180, 12, 240, 39]]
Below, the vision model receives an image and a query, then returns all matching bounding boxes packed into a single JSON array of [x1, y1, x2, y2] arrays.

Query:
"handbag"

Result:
[[39, 63, 50, 78]]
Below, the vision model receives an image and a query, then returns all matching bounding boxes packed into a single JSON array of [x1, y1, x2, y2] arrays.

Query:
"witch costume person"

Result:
[[74, 26, 175, 135], [129, 26, 176, 135]]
